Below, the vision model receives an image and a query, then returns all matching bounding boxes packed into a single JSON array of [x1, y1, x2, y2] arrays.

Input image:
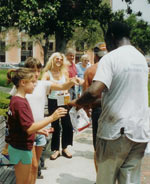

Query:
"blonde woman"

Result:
[[42, 52, 74, 160]]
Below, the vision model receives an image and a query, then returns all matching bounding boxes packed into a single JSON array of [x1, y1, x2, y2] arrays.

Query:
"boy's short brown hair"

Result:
[[24, 57, 42, 69]]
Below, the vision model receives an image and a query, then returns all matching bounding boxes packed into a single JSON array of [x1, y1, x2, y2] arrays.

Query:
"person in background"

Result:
[[69, 21, 150, 184], [24, 57, 78, 183], [83, 44, 107, 176], [76, 54, 90, 98], [4, 57, 78, 184], [42, 52, 75, 160], [65, 48, 77, 100], [6, 68, 67, 184]]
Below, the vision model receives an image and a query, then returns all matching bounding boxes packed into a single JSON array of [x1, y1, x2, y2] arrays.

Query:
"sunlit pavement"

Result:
[[141, 154, 150, 184], [36, 127, 150, 184]]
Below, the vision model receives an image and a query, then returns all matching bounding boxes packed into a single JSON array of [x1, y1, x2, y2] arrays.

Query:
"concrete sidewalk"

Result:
[[36, 127, 150, 184], [36, 127, 96, 184], [0, 86, 11, 94]]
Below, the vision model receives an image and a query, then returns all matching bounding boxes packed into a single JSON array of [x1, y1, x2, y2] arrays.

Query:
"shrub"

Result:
[[0, 91, 10, 116], [0, 69, 12, 88], [0, 109, 8, 117]]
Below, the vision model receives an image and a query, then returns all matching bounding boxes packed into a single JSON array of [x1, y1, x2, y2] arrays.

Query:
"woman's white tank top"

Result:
[[48, 70, 66, 99]]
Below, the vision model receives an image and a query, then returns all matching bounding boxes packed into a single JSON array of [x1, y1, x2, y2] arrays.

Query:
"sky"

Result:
[[112, 0, 150, 22]]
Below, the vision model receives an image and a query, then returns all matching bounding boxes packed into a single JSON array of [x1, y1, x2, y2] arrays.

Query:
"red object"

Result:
[[68, 63, 77, 78]]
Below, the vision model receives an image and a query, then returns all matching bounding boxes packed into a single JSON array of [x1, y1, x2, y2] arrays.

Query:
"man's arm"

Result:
[[83, 70, 90, 92], [42, 71, 79, 91], [76, 81, 106, 107]]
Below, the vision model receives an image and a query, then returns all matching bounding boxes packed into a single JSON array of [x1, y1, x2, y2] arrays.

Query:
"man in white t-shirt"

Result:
[[69, 22, 150, 184]]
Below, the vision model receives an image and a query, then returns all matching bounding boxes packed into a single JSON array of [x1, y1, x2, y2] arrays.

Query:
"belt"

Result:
[[120, 127, 124, 135]]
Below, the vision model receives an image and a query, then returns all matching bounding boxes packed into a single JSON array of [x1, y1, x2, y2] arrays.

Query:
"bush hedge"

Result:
[[0, 69, 12, 88], [0, 91, 10, 116]]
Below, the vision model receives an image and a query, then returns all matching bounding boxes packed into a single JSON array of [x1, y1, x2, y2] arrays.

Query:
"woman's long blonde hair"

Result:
[[43, 52, 68, 76]]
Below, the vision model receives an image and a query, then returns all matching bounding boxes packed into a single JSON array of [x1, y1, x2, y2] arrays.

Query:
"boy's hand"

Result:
[[51, 107, 67, 121], [37, 129, 49, 136], [37, 127, 54, 137]]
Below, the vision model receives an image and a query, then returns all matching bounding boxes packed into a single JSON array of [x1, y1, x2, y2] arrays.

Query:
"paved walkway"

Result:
[[36, 127, 96, 184], [36, 127, 150, 184], [0, 86, 11, 93]]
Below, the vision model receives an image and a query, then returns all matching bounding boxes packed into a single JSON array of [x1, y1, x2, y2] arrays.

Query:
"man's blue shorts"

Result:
[[8, 145, 32, 165]]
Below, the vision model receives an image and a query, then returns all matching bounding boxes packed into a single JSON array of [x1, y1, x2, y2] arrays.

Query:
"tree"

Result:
[[126, 14, 150, 54], [0, 0, 112, 63], [0, 0, 150, 64], [71, 20, 104, 52]]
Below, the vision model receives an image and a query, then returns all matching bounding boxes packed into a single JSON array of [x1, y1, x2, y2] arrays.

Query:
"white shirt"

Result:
[[94, 45, 150, 142], [47, 71, 66, 99], [26, 80, 52, 122]]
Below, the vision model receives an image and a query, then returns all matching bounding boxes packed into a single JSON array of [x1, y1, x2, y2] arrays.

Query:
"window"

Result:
[[28, 42, 33, 50], [0, 41, 5, 51], [49, 42, 54, 51], [22, 42, 26, 50], [21, 56, 27, 62], [21, 41, 33, 61], [21, 41, 33, 51]]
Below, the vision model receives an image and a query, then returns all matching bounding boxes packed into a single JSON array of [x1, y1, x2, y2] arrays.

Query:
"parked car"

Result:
[[13, 62, 25, 68], [0, 63, 18, 69], [0, 62, 24, 69]]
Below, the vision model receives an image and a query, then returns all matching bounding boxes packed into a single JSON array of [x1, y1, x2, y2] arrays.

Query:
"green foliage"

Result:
[[71, 20, 104, 51], [126, 15, 150, 55], [0, 69, 12, 87], [0, 109, 8, 117], [0, 91, 10, 116], [0, 0, 150, 59], [0, 1, 111, 51], [0, 98, 10, 109]]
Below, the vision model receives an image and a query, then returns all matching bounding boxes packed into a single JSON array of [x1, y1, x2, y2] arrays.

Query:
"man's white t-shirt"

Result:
[[94, 45, 150, 142]]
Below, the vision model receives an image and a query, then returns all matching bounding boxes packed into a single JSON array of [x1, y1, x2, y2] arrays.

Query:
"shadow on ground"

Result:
[[73, 150, 93, 159], [56, 173, 94, 184], [75, 137, 93, 145]]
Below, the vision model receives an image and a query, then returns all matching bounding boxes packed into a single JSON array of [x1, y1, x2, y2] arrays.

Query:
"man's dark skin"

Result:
[[70, 37, 131, 109]]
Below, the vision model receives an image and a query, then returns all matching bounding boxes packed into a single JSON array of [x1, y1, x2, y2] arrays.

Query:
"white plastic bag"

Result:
[[69, 107, 91, 133]]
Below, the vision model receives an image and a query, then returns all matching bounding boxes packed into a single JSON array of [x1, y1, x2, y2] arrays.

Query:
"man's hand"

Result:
[[70, 77, 80, 85], [83, 107, 92, 117], [67, 99, 82, 111]]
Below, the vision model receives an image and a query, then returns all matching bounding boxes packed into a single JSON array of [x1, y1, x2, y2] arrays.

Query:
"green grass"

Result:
[[0, 69, 12, 88]]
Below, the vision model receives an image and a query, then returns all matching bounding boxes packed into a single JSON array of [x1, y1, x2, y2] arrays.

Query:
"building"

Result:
[[0, 29, 55, 65], [0, 29, 95, 65]]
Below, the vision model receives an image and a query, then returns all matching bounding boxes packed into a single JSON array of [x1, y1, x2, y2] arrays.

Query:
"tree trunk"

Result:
[[43, 37, 49, 66], [55, 31, 67, 53]]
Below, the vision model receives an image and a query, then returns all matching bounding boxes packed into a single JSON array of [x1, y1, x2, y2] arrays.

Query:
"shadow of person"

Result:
[[57, 173, 95, 184], [72, 150, 94, 160]]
